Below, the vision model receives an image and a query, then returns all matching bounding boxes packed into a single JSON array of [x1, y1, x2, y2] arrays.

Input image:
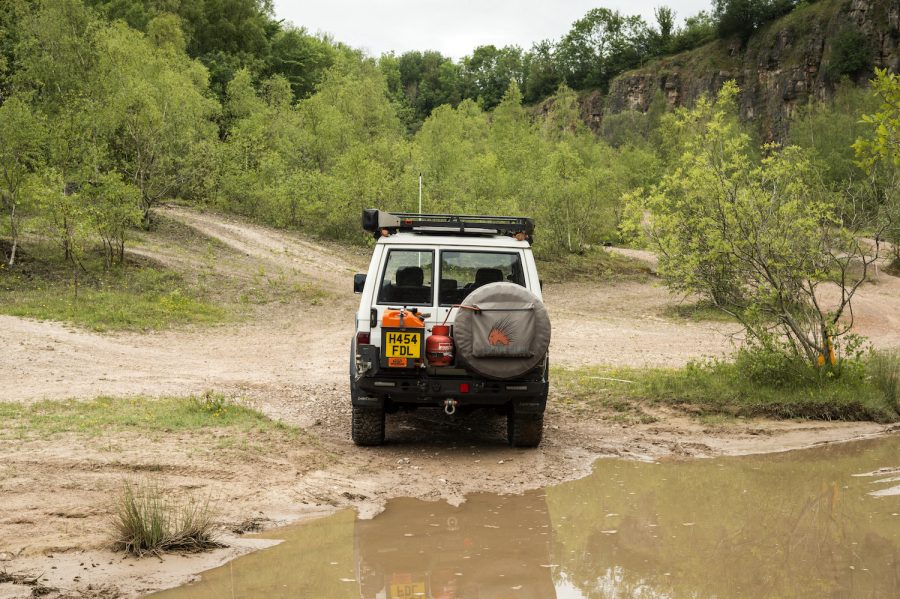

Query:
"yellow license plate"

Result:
[[389, 582, 426, 598], [384, 331, 421, 360]]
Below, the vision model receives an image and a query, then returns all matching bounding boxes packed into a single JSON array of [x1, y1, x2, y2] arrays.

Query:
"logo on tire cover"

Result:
[[488, 317, 514, 346]]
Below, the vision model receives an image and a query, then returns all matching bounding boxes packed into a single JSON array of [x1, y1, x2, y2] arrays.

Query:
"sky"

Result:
[[272, 1, 713, 60]]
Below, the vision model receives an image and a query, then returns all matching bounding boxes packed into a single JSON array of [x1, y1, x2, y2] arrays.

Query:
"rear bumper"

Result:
[[354, 344, 547, 412], [355, 375, 548, 409]]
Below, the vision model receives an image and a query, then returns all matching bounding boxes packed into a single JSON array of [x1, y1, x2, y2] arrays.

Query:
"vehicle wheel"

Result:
[[507, 410, 543, 448], [352, 404, 385, 446]]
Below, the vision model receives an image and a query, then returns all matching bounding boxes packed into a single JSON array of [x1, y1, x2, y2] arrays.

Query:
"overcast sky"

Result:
[[272, 1, 714, 60]]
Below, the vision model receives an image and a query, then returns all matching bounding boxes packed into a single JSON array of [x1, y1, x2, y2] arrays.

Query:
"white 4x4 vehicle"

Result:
[[351, 210, 551, 447]]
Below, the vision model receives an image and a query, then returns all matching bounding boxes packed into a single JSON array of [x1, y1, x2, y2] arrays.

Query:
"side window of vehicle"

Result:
[[438, 251, 525, 306], [377, 250, 435, 306]]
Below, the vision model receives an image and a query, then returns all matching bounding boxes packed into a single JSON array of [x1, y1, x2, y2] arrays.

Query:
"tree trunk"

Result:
[[7, 202, 18, 267], [7, 237, 17, 267]]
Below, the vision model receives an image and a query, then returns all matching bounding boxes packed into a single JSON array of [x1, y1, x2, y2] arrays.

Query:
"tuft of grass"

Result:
[[0, 392, 299, 440], [112, 479, 222, 556], [554, 358, 900, 423], [869, 350, 900, 413], [0, 241, 225, 331]]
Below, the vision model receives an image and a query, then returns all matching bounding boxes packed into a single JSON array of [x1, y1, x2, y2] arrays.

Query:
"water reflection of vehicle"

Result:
[[354, 492, 557, 599]]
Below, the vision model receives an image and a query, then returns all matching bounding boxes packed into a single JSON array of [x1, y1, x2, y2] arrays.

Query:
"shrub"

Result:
[[826, 28, 872, 82], [111, 479, 221, 556]]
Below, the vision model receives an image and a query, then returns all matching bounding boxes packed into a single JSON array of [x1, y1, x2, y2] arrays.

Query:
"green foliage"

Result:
[[555, 359, 898, 422], [0, 94, 46, 266], [96, 22, 218, 225], [826, 27, 873, 82], [88, 0, 276, 97], [714, 0, 798, 41], [556, 8, 652, 91], [855, 69, 900, 171], [627, 82, 879, 369], [669, 11, 719, 53], [461, 45, 525, 110], [788, 81, 880, 187], [522, 40, 561, 104], [855, 69, 900, 262], [84, 172, 143, 267]]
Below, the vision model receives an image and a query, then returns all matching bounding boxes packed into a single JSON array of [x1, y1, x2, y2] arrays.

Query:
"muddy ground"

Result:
[[2, 207, 899, 598]]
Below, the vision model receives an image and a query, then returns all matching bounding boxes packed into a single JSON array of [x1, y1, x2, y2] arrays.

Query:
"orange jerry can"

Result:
[[381, 309, 425, 368]]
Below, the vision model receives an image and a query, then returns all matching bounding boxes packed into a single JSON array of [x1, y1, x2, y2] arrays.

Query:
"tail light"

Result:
[[356, 331, 370, 345]]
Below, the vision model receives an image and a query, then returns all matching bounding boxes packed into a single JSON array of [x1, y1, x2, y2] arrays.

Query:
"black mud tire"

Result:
[[507, 411, 543, 448], [352, 404, 385, 446]]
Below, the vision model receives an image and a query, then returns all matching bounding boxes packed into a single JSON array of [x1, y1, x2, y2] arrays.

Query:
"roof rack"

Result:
[[362, 209, 534, 243]]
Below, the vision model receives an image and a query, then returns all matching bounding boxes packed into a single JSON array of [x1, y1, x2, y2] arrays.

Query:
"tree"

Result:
[[855, 69, 900, 265], [390, 50, 462, 126], [557, 8, 651, 90], [713, 0, 797, 42], [652, 6, 676, 54], [0, 95, 45, 266], [669, 11, 717, 54], [461, 45, 525, 110], [84, 172, 142, 268], [522, 40, 561, 104], [97, 22, 218, 226], [627, 82, 880, 369], [855, 69, 900, 172], [267, 27, 337, 99]]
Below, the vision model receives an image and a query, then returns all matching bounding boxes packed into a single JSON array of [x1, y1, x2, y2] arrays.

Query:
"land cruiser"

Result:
[[350, 210, 551, 447]]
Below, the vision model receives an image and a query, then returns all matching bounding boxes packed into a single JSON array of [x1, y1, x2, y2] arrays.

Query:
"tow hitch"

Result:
[[443, 399, 458, 416]]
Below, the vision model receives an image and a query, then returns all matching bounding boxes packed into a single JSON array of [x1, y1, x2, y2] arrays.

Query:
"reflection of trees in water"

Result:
[[546, 438, 900, 599]]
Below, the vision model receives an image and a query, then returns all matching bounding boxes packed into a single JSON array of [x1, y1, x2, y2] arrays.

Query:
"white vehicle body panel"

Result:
[[355, 233, 543, 349]]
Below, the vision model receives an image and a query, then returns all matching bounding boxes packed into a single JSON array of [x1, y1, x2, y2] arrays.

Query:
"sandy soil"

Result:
[[1, 207, 898, 598]]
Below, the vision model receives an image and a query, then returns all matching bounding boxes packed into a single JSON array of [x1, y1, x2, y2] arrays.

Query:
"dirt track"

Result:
[[1, 207, 898, 598]]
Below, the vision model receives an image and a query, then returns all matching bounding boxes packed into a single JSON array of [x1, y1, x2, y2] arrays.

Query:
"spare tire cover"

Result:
[[454, 282, 551, 380]]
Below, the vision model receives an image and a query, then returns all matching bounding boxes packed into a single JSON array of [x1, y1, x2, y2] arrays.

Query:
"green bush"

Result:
[[826, 28, 872, 82]]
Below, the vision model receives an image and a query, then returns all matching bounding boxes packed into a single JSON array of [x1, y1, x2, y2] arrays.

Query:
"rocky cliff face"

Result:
[[602, 0, 900, 140]]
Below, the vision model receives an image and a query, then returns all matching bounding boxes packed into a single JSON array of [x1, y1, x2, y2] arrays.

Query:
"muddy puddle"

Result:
[[154, 435, 900, 598]]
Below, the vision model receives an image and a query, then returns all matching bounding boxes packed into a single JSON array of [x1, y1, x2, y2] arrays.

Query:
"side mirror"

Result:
[[353, 273, 367, 293]]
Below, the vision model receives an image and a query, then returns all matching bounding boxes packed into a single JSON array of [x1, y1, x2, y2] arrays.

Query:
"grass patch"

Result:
[[661, 300, 740, 323], [869, 350, 900, 413], [0, 392, 299, 440], [554, 357, 900, 423], [537, 247, 653, 284], [0, 240, 225, 331], [112, 479, 221, 556]]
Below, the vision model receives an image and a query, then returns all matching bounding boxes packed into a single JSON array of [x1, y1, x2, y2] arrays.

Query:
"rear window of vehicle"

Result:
[[377, 249, 434, 306], [438, 251, 525, 306]]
